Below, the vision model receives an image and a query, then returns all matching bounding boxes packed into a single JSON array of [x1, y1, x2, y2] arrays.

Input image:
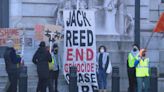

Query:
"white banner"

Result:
[[63, 10, 98, 92]]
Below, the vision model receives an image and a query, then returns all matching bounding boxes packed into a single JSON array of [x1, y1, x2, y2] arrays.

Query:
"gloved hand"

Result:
[[134, 60, 139, 67]]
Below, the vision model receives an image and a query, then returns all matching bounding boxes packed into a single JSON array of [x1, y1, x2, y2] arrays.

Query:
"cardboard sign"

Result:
[[0, 28, 20, 49], [35, 24, 63, 41], [35, 24, 44, 41]]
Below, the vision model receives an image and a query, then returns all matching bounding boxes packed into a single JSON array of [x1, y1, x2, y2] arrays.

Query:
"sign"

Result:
[[63, 10, 98, 92], [35, 24, 44, 41], [44, 24, 63, 32], [44, 24, 63, 41], [0, 28, 20, 49], [34, 24, 63, 41]]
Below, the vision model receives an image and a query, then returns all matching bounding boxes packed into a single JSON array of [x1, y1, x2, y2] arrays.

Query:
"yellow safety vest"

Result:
[[128, 53, 139, 68], [136, 58, 149, 77], [49, 58, 54, 70]]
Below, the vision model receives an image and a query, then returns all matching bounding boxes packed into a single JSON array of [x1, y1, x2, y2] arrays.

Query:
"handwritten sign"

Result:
[[63, 10, 98, 92], [0, 28, 20, 49]]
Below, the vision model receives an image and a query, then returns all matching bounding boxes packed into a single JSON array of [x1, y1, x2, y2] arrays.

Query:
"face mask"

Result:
[[53, 48, 58, 54], [133, 46, 138, 52], [142, 53, 146, 57], [133, 48, 137, 52], [100, 49, 105, 53]]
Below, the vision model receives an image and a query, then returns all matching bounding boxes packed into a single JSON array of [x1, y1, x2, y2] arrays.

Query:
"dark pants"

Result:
[[128, 67, 137, 92], [7, 69, 19, 92], [97, 68, 107, 89], [48, 70, 59, 92], [37, 78, 49, 92]]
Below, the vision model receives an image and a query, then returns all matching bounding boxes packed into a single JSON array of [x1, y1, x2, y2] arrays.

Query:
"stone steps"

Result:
[[0, 40, 134, 92], [0, 60, 69, 92], [1, 60, 164, 92]]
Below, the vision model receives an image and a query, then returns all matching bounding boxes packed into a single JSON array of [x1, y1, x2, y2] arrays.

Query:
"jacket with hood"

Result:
[[32, 47, 52, 78], [4, 47, 20, 72]]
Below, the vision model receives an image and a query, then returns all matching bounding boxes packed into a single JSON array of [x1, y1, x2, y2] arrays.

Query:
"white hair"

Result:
[[6, 40, 14, 47]]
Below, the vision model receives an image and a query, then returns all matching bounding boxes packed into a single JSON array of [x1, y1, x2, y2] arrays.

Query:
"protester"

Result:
[[97, 45, 111, 92], [3, 40, 21, 92], [48, 44, 61, 92], [127, 44, 140, 92], [135, 49, 150, 92], [32, 41, 52, 92]]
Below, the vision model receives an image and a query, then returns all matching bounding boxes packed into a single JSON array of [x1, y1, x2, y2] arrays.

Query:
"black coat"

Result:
[[3, 47, 20, 72], [32, 47, 52, 78]]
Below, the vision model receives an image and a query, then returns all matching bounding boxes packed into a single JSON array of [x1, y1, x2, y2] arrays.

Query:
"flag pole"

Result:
[[145, 32, 154, 49], [21, 27, 25, 65]]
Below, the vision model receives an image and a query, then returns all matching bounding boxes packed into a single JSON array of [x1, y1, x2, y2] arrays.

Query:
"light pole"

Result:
[[135, 0, 140, 48]]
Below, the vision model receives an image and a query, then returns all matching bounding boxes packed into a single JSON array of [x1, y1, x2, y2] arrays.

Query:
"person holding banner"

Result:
[[97, 45, 112, 92], [32, 41, 52, 92], [48, 44, 61, 92], [3, 40, 21, 92]]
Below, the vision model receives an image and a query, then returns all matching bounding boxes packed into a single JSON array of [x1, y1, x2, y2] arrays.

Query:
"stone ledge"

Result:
[[22, 0, 58, 4]]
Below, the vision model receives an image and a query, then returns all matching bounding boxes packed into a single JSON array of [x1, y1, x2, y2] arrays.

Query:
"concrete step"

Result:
[[0, 58, 127, 92]]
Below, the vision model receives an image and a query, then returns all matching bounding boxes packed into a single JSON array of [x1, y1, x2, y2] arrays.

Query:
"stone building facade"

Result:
[[0, 0, 164, 92]]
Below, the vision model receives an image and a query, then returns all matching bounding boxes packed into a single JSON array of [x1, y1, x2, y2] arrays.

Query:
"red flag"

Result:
[[153, 12, 164, 32]]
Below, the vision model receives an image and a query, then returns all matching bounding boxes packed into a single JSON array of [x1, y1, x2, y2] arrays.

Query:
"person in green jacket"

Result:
[[127, 44, 140, 92], [136, 49, 150, 92], [48, 44, 61, 92]]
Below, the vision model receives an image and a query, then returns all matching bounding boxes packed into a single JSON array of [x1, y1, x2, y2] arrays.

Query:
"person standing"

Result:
[[127, 44, 140, 92], [48, 44, 61, 92], [32, 41, 52, 92], [136, 49, 150, 92], [97, 45, 111, 92], [3, 40, 21, 92]]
